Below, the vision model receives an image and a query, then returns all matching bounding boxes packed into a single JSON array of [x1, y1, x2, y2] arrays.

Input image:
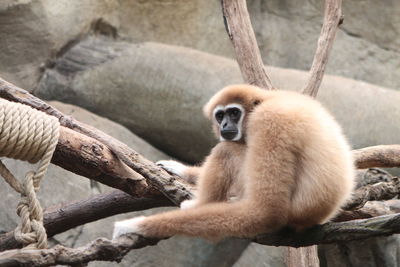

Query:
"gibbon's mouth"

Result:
[[221, 129, 238, 140]]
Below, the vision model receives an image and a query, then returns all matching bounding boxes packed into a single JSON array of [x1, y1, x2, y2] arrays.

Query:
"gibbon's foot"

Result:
[[156, 160, 187, 176], [180, 199, 199, 210], [112, 216, 146, 239]]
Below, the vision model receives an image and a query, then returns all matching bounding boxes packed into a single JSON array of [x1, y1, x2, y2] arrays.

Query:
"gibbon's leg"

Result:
[[114, 201, 276, 241]]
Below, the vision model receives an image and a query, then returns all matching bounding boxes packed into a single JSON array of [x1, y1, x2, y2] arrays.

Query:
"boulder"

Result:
[[0, 0, 117, 90], [320, 235, 400, 267], [36, 38, 400, 164], [114, 0, 400, 89], [1, 0, 399, 91]]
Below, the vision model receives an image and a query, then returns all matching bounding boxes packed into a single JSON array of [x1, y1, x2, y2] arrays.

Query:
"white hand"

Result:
[[112, 216, 146, 239], [156, 160, 187, 177]]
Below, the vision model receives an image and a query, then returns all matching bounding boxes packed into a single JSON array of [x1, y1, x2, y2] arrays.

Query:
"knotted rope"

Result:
[[0, 98, 59, 249]]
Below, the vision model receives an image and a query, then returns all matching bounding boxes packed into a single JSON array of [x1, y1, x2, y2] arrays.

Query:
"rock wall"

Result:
[[115, 0, 400, 89], [36, 37, 400, 163], [1, 0, 399, 91]]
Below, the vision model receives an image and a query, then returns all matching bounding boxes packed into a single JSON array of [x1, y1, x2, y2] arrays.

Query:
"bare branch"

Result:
[[353, 145, 400, 169], [0, 190, 172, 252], [221, 0, 273, 89], [1, 175, 398, 252], [334, 200, 400, 222], [2, 214, 400, 266], [0, 78, 194, 205], [55, 127, 148, 196], [0, 235, 162, 267], [343, 178, 400, 210], [254, 213, 400, 247], [301, 0, 343, 97]]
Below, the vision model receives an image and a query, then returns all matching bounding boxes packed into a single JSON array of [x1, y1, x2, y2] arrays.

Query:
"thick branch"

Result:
[[334, 200, 400, 222], [0, 235, 161, 267], [0, 78, 194, 205], [221, 0, 273, 89], [55, 127, 148, 196], [2, 214, 400, 266], [343, 178, 400, 210], [0, 190, 172, 252], [254, 213, 400, 247], [2, 176, 398, 252], [301, 0, 343, 97], [353, 145, 400, 169]]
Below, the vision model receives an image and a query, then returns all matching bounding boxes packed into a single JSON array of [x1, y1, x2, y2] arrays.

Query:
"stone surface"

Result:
[[36, 38, 400, 164], [113, 0, 400, 90], [234, 243, 286, 267], [248, 0, 400, 90], [319, 235, 400, 267], [1, 0, 399, 92], [0, 0, 118, 90]]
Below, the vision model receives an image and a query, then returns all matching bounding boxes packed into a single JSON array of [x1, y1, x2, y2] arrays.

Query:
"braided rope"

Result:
[[0, 98, 59, 249]]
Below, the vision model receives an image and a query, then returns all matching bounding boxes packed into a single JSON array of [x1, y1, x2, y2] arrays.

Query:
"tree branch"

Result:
[[2, 213, 400, 266], [55, 127, 149, 196], [343, 178, 400, 210], [1, 173, 398, 252], [254, 213, 400, 247], [0, 78, 194, 205], [0, 190, 172, 252], [0, 235, 161, 267], [221, 0, 273, 89], [353, 145, 400, 169], [301, 0, 343, 97], [334, 200, 400, 222]]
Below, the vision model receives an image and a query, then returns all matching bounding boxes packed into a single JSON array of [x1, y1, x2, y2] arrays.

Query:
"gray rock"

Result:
[[247, 0, 400, 89], [36, 37, 400, 164], [0, 0, 117, 90], [319, 235, 400, 267], [113, 0, 400, 89], [234, 243, 286, 267], [1, 0, 399, 92]]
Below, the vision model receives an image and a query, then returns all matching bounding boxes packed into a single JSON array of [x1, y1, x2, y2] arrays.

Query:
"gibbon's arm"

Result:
[[194, 145, 236, 205], [158, 147, 238, 210], [156, 160, 201, 184]]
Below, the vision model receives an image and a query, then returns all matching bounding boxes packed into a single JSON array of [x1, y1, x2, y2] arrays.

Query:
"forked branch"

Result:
[[301, 0, 343, 97], [221, 0, 273, 89], [0, 78, 194, 205]]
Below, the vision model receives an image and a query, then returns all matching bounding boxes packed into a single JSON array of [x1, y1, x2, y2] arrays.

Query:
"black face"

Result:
[[215, 107, 242, 141]]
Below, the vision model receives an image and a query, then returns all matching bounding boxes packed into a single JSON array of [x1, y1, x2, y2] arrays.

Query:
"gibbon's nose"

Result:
[[221, 128, 238, 140]]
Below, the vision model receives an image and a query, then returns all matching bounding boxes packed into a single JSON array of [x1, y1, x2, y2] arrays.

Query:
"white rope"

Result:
[[0, 98, 59, 249]]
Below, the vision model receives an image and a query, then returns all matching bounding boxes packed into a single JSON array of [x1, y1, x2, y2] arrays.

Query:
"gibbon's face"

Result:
[[212, 103, 245, 141]]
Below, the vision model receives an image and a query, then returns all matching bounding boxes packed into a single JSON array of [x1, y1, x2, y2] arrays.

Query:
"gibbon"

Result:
[[113, 84, 355, 241]]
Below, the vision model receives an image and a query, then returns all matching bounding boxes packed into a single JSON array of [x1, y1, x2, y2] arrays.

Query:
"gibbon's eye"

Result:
[[228, 108, 241, 121], [215, 111, 224, 123]]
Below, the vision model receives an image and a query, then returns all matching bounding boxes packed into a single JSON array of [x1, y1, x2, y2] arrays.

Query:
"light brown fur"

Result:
[[113, 85, 355, 241]]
